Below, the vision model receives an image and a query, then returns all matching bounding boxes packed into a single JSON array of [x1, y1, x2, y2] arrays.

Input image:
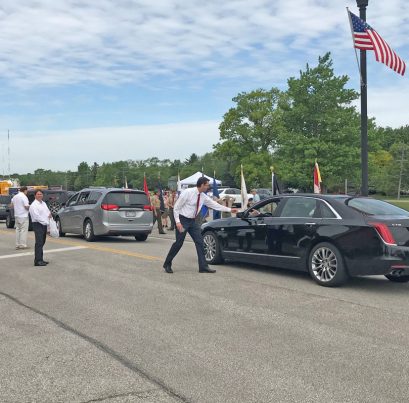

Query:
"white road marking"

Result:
[[149, 236, 193, 243], [0, 246, 87, 260]]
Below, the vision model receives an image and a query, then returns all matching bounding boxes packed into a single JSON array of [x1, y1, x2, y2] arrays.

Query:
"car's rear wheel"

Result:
[[6, 213, 14, 229], [135, 234, 148, 241], [308, 242, 348, 287], [203, 231, 223, 264], [385, 273, 409, 283], [84, 219, 96, 242], [56, 217, 65, 237]]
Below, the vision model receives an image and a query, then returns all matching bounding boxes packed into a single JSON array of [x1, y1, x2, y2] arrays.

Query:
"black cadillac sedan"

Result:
[[201, 194, 409, 287]]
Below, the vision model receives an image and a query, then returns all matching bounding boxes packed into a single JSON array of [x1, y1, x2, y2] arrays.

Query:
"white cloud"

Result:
[[0, 0, 408, 160], [1, 0, 407, 88], [4, 120, 221, 173]]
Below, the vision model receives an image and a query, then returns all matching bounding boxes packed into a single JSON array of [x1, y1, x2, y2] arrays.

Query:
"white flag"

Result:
[[177, 172, 182, 194], [240, 165, 248, 211]]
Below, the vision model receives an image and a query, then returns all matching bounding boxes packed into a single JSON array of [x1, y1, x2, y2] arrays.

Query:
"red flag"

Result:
[[143, 174, 150, 203], [313, 161, 322, 194]]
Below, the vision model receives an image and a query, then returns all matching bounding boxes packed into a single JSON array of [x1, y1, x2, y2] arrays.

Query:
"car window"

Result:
[[0, 195, 12, 204], [280, 197, 318, 218], [87, 191, 102, 205], [347, 198, 409, 216], [248, 198, 282, 217], [319, 201, 337, 218], [104, 191, 149, 207], [78, 192, 90, 205], [66, 193, 79, 207]]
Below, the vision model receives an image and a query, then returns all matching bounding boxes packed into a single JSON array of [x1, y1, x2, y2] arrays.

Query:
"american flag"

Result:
[[348, 10, 406, 76]]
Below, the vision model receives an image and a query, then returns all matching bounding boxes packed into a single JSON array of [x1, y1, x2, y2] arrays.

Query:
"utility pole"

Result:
[[7, 130, 11, 178], [357, 0, 369, 196], [397, 147, 406, 200]]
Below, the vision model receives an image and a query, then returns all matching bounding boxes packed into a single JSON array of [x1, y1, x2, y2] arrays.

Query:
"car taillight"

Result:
[[143, 205, 152, 211], [368, 222, 397, 245], [101, 204, 119, 211]]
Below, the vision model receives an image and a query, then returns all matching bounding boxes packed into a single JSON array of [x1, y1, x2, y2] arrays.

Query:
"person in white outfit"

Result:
[[11, 186, 30, 250], [29, 190, 51, 267]]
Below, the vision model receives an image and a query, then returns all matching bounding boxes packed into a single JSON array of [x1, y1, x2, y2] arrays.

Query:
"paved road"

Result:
[[1, 222, 409, 403]]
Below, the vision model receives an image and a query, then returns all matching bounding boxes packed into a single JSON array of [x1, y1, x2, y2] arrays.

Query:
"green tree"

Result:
[[214, 88, 285, 185], [275, 53, 361, 191]]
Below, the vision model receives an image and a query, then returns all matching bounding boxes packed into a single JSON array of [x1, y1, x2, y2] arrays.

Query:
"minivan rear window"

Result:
[[104, 191, 148, 207]]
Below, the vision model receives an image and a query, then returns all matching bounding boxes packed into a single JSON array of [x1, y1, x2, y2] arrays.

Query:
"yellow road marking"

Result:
[[0, 229, 161, 261]]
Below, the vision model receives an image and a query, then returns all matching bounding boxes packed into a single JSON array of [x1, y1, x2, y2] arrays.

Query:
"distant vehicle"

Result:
[[218, 188, 252, 207], [6, 189, 74, 229], [0, 195, 12, 220], [55, 188, 153, 242], [202, 194, 409, 287], [255, 188, 273, 200]]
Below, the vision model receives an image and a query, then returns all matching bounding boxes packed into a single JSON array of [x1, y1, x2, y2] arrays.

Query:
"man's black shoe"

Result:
[[43, 261, 49, 264], [163, 263, 173, 273], [199, 267, 216, 273], [159, 232, 166, 234], [34, 261, 47, 267]]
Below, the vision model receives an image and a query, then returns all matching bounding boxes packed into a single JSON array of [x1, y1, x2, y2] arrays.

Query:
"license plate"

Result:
[[125, 211, 136, 217]]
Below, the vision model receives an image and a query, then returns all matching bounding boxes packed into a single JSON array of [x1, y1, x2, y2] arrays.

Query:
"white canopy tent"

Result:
[[180, 171, 222, 188]]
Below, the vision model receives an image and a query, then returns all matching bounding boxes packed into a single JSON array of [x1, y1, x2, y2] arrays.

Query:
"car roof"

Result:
[[79, 187, 145, 193]]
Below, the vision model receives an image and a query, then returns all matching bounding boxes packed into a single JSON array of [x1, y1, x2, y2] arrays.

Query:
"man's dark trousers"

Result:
[[168, 207, 176, 230], [33, 222, 47, 263], [164, 215, 207, 270]]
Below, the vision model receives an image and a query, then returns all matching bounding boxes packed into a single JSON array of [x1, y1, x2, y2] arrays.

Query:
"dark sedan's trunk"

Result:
[[364, 215, 409, 246]]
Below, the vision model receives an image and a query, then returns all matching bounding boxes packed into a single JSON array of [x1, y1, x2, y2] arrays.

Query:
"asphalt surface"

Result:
[[1, 222, 409, 403]]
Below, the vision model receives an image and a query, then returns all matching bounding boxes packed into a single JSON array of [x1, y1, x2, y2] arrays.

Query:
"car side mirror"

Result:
[[236, 212, 245, 219]]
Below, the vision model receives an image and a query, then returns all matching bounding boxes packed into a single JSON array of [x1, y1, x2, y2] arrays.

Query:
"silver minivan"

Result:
[[55, 188, 153, 241]]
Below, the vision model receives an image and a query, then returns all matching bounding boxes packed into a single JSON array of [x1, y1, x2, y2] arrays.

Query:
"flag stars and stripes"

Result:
[[348, 10, 406, 76]]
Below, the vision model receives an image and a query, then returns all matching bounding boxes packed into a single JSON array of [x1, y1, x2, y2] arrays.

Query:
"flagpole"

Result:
[[346, 7, 363, 84], [357, 0, 369, 197]]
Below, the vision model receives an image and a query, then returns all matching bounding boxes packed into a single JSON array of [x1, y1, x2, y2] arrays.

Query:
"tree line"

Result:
[[15, 53, 409, 196]]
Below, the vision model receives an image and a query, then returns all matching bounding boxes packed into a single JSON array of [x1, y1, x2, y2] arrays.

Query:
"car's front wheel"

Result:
[[135, 234, 148, 241], [203, 231, 223, 264], [56, 217, 65, 237], [308, 242, 348, 287], [83, 219, 96, 242]]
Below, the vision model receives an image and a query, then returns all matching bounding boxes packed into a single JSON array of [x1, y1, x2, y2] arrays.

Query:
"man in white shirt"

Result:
[[10, 186, 30, 250], [29, 190, 51, 267], [163, 177, 238, 274]]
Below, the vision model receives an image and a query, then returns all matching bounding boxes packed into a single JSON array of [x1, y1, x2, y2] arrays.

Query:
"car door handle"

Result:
[[305, 222, 317, 226]]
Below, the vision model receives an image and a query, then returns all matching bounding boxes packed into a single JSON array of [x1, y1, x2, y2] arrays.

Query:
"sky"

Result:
[[1, 0, 409, 174]]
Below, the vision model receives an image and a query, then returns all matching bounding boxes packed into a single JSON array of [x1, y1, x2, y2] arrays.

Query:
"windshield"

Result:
[[347, 198, 409, 216], [105, 191, 148, 207]]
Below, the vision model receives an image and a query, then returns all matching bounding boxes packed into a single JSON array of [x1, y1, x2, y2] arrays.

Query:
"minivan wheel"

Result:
[[84, 219, 96, 242], [6, 214, 15, 229], [308, 242, 348, 287], [135, 234, 148, 242], [203, 231, 223, 264], [56, 217, 65, 237]]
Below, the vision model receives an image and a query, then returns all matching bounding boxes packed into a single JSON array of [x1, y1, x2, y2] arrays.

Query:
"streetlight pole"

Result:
[[357, 0, 369, 196]]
